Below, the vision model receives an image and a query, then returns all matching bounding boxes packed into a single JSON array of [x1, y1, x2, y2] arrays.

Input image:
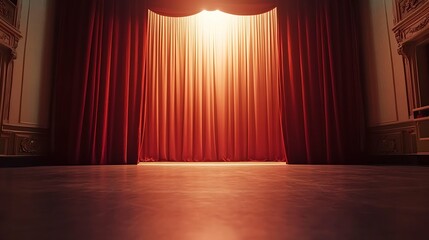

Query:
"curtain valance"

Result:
[[148, 0, 277, 16]]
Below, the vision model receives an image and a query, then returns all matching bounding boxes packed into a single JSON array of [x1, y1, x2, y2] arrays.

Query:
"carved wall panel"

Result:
[[393, 1, 429, 113], [393, 0, 429, 152], [0, 0, 16, 26], [368, 121, 417, 155], [14, 133, 48, 155], [0, 1, 48, 157], [394, 0, 429, 48], [397, 0, 427, 21], [0, 124, 49, 155], [0, 0, 53, 158]]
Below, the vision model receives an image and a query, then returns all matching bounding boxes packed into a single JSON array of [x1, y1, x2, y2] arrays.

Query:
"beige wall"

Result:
[[9, 0, 55, 129], [361, 0, 409, 127]]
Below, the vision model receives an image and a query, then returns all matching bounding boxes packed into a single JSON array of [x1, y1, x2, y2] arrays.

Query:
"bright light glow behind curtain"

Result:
[[141, 8, 286, 162]]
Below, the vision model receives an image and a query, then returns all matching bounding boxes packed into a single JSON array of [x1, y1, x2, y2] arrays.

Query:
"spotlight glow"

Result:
[[200, 10, 228, 23], [198, 10, 233, 40]]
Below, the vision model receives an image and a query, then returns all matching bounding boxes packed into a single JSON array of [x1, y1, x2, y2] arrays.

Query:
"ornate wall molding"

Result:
[[394, 0, 429, 49], [368, 121, 417, 155], [396, 0, 427, 22], [0, 0, 15, 25], [0, 29, 10, 45], [0, 15, 21, 60], [395, 30, 404, 43], [400, 0, 425, 15], [392, 0, 429, 153], [376, 136, 399, 154], [20, 138, 40, 154], [16, 133, 48, 155], [0, 124, 49, 155], [398, 15, 429, 45], [0, 1, 28, 156], [408, 15, 429, 34]]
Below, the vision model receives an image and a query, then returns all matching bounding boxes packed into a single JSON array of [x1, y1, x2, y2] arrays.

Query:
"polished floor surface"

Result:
[[1, 164, 429, 240]]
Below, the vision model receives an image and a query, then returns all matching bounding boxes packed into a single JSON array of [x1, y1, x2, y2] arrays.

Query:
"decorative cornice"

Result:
[[393, 3, 429, 48], [393, 0, 429, 43], [408, 16, 429, 34]]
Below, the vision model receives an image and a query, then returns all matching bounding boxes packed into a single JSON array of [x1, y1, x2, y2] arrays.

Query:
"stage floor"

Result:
[[1, 164, 429, 239]]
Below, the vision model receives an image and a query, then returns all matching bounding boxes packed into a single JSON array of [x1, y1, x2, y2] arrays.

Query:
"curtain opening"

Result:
[[140, 8, 286, 162]]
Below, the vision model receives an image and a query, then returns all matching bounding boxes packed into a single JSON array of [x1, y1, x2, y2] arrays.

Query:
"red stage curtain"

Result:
[[53, 0, 363, 164], [140, 10, 286, 162], [54, 0, 148, 164], [277, 0, 364, 163]]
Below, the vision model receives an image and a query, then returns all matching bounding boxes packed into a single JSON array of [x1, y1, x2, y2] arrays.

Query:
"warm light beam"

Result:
[[199, 10, 230, 38]]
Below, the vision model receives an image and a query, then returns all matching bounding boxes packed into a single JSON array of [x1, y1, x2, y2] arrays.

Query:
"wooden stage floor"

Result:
[[1, 164, 429, 239]]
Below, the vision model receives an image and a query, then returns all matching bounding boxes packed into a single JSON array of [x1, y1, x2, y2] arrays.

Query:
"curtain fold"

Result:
[[53, 0, 364, 164]]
